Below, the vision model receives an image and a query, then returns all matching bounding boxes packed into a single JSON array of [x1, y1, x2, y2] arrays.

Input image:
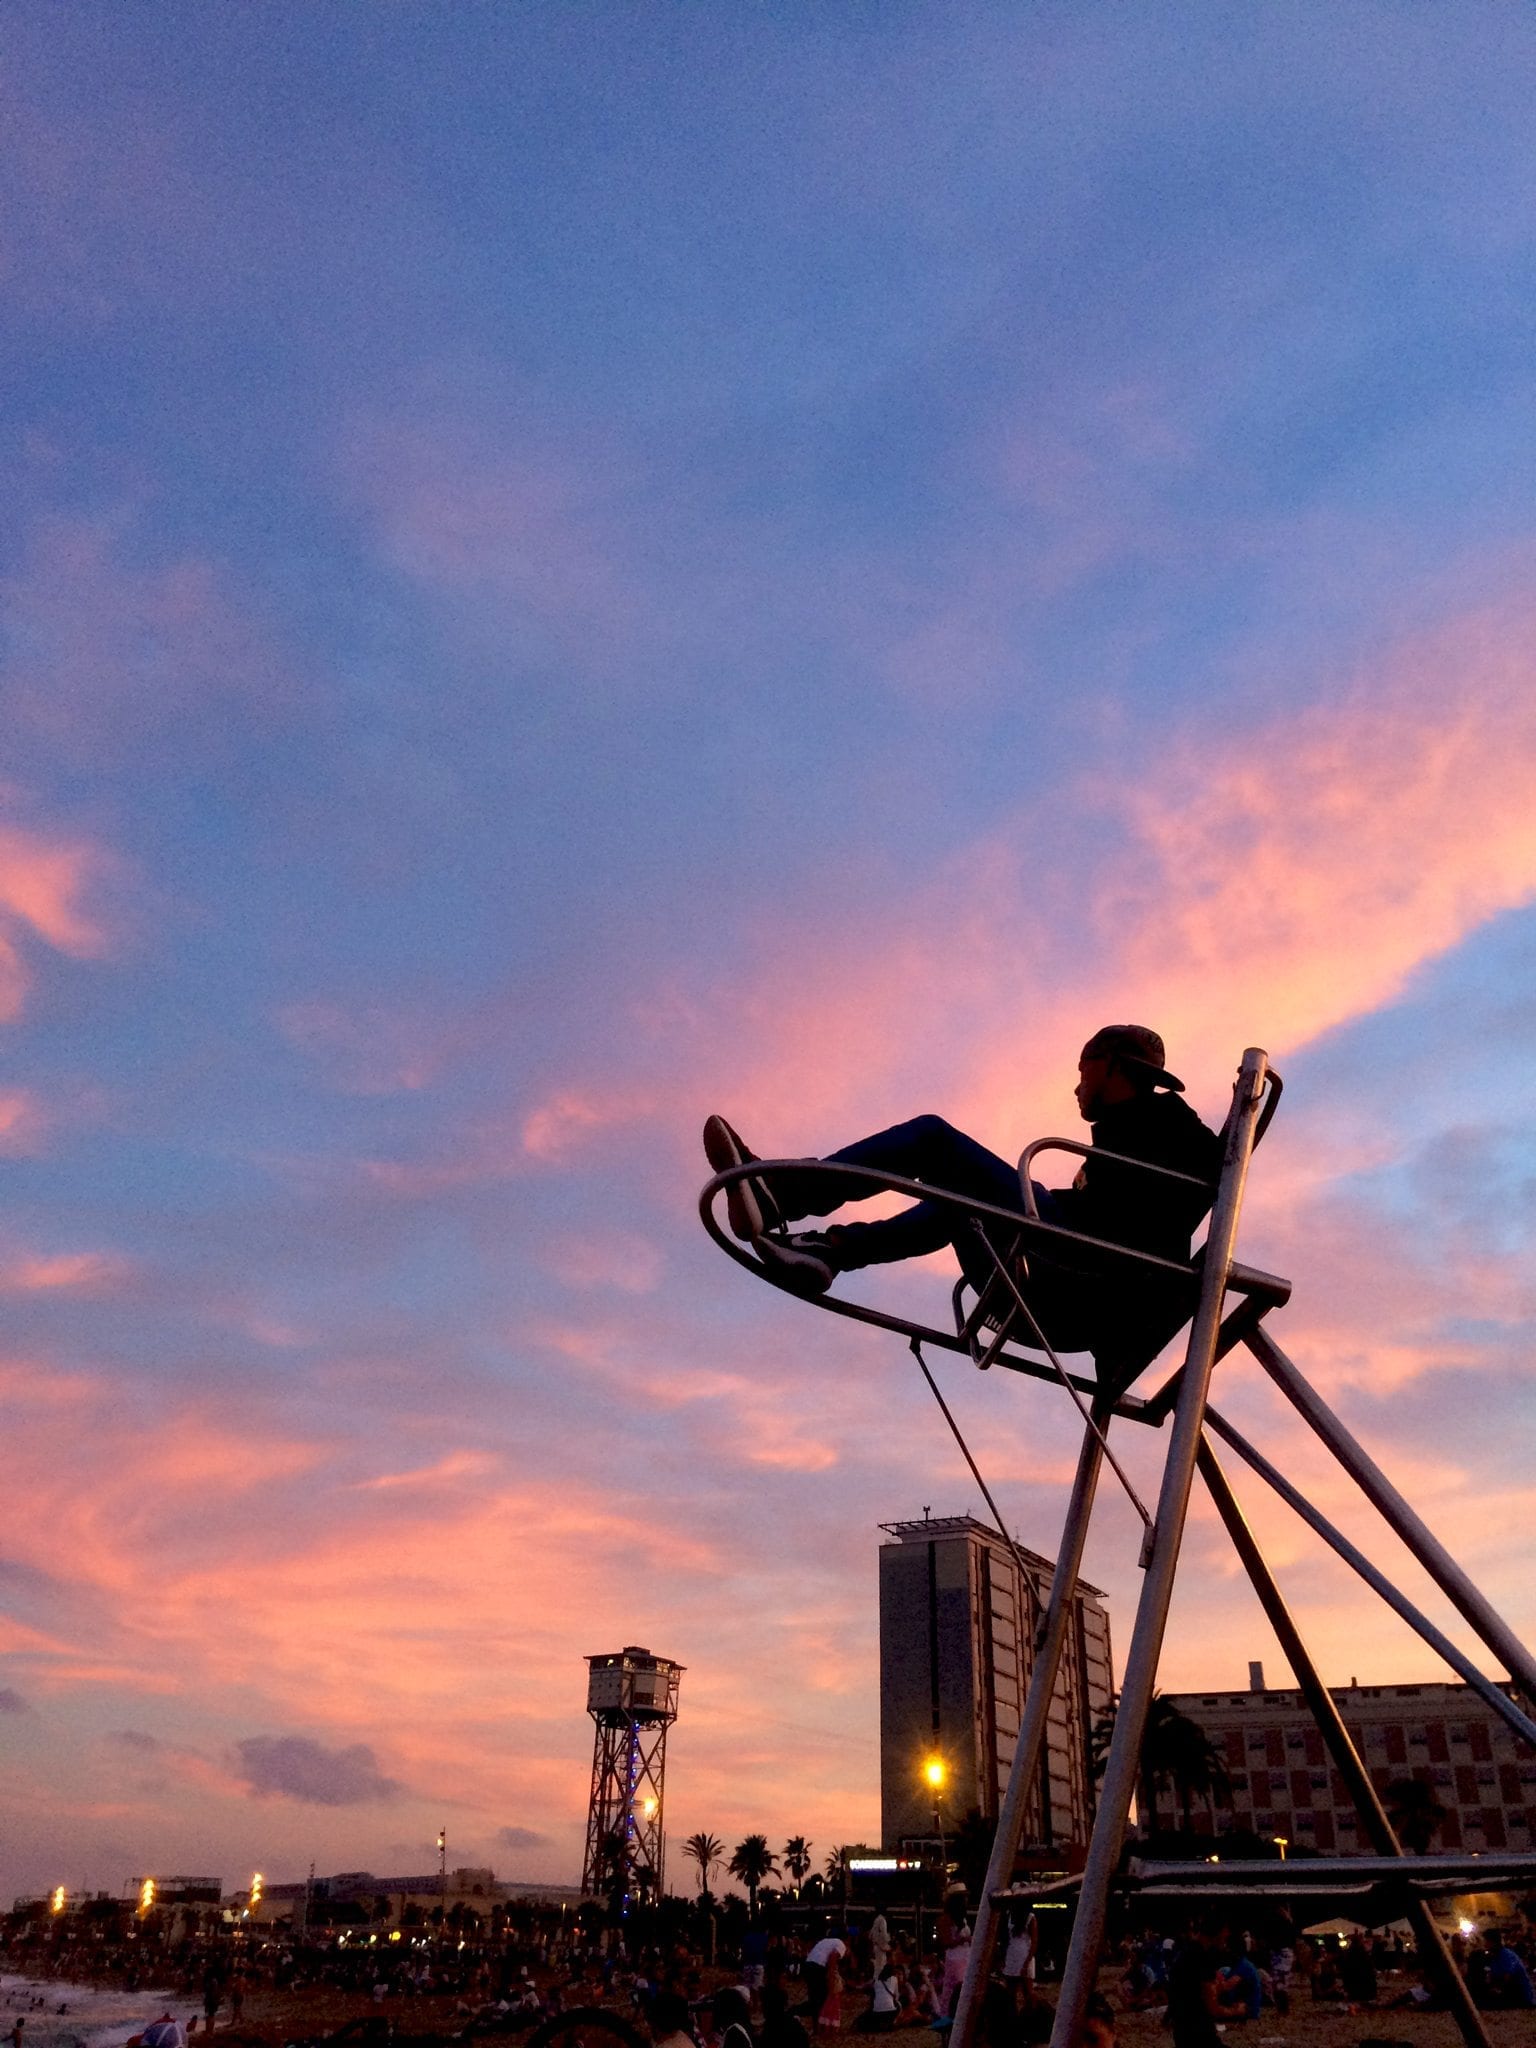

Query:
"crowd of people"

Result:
[[1120, 1918, 1536, 2040], [7, 1893, 1536, 2048]]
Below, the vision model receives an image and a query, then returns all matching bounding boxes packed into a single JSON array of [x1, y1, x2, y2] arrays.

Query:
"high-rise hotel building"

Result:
[[878, 1513, 1114, 1857]]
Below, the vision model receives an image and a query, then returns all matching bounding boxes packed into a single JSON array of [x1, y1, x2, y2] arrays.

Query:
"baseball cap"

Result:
[[1080, 1024, 1185, 1092]]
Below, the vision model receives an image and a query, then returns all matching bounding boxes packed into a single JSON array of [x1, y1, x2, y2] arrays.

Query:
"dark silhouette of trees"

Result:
[[1143, 1696, 1232, 1830], [1095, 1695, 1232, 1833], [684, 1832, 723, 1898], [1385, 1776, 1448, 1853], [728, 1835, 779, 1919], [783, 1836, 813, 1892]]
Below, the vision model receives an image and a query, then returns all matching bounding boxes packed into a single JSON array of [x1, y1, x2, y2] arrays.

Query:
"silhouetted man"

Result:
[[705, 1024, 1222, 1366]]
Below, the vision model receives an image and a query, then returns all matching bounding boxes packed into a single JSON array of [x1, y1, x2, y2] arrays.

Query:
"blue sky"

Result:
[[3, 1, 1536, 1903]]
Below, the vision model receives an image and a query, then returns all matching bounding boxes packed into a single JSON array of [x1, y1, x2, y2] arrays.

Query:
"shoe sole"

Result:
[[754, 1234, 834, 1298], [702, 1115, 783, 1240]]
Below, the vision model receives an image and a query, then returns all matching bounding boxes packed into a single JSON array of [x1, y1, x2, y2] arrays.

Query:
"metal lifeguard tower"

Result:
[[701, 1049, 1536, 2048], [581, 1646, 682, 1912]]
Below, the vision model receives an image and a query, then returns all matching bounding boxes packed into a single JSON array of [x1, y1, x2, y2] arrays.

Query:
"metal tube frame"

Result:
[[1203, 1402, 1536, 1749], [1249, 1325, 1536, 1713], [1046, 1049, 1271, 2048], [949, 1413, 1108, 2048], [700, 1048, 1536, 2048], [1196, 1437, 1493, 2048]]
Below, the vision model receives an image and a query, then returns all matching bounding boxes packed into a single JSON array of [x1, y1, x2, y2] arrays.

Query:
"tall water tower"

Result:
[[581, 1646, 682, 1909]]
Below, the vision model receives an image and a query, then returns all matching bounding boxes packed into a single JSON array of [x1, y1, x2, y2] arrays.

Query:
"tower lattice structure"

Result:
[[581, 1646, 682, 1910]]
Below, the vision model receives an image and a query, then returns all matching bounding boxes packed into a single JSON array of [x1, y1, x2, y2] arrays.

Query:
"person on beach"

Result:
[[937, 1888, 973, 2017], [705, 1025, 1222, 1375], [802, 1928, 846, 2031]]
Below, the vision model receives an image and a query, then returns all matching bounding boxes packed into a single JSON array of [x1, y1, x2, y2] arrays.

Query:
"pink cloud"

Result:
[[0, 1089, 50, 1155], [0, 1248, 128, 1295], [515, 568, 1536, 1182], [542, 1231, 665, 1295], [0, 816, 115, 1021]]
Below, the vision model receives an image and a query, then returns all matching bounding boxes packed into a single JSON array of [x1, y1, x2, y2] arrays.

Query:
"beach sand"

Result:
[[8, 1969, 1536, 2048]]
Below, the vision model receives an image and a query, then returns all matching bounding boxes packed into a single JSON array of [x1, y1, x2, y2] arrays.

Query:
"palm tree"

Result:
[[823, 1843, 875, 1907], [783, 1836, 813, 1893], [1096, 1695, 1231, 1833], [1385, 1777, 1448, 1854], [728, 1834, 779, 1919], [1140, 1695, 1231, 1831], [684, 1831, 723, 1898]]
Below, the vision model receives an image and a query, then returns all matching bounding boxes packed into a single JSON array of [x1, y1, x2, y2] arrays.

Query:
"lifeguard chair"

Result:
[[701, 1050, 1536, 2048]]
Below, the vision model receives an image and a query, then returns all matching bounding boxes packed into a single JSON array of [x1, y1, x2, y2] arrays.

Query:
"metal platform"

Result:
[[702, 1047, 1536, 2048], [998, 1853, 1536, 1905]]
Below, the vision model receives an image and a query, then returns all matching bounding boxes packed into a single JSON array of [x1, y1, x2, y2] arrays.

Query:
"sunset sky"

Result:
[[4, 3, 1536, 1906]]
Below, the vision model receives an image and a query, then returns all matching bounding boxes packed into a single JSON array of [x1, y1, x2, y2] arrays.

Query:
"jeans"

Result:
[[776, 1114, 1060, 1291]]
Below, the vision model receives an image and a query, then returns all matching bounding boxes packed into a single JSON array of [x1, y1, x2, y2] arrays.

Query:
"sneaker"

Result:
[[702, 1114, 785, 1240], [753, 1230, 841, 1298]]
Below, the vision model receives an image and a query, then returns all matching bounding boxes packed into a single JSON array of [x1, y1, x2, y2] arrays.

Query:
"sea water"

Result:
[[0, 1972, 190, 2048]]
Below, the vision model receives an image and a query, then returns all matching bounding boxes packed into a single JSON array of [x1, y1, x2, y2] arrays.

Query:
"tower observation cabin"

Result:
[[581, 1647, 682, 1910]]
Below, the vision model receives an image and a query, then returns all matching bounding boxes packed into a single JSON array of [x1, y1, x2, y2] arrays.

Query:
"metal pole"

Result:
[[1047, 1049, 1269, 2048], [1248, 1325, 1536, 1712], [949, 1416, 1107, 2048], [1195, 1436, 1492, 2048], [1203, 1403, 1536, 1749]]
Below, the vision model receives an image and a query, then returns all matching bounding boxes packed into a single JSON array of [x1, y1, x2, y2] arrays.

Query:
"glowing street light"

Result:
[[139, 1877, 156, 1915], [1274, 1835, 1289, 1861], [50, 1887, 66, 1916], [922, 1755, 949, 1872], [250, 1873, 264, 1911]]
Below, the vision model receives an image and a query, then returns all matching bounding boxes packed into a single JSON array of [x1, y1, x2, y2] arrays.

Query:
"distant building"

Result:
[[878, 1514, 1113, 1857], [1164, 1672, 1536, 1853], [248, 1867, 582, 1926]]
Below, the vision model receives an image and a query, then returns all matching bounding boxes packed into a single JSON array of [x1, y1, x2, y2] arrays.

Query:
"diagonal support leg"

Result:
[[1196, 1436, 1492, 2048], [1248, 1325, 1536, 1714], [1203, 1402, 1536, 1749], [948, 1414, 1107, 2048], [1047, 1048, 1270, 2048]]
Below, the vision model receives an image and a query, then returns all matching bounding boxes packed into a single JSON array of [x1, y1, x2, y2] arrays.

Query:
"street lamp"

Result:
[[50, 1887, 66, 1916], [923, 1756, 948, 1872], [1273, 1835, 1288, 1861]]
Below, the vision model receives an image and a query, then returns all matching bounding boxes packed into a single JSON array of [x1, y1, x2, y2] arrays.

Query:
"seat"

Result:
[[952, 1072, 1286, 1395]]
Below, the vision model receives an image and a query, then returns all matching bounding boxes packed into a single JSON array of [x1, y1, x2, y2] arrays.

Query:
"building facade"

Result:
[[878, 1514, 1114, 1856], [1163, 1676, 1536, 1853]]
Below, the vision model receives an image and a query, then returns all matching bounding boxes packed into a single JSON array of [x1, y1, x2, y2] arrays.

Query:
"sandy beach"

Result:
[[7, 1961, 1536, 2048]]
